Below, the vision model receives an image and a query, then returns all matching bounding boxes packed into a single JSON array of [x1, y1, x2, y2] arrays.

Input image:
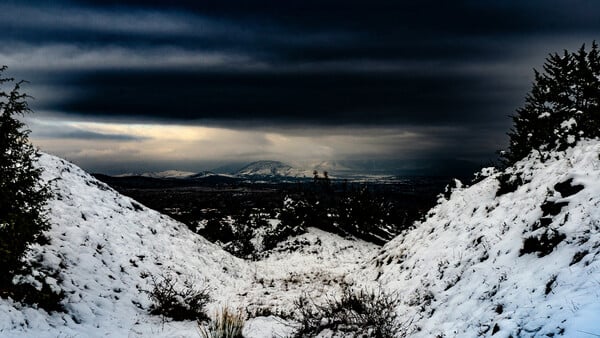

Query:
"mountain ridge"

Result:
[[234, 160, 312, 178]]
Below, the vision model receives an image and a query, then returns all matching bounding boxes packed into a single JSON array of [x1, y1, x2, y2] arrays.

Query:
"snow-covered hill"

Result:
[[356, 139, 600, 337], [0, 153, 376, 337], [0, 154, 253, 337]]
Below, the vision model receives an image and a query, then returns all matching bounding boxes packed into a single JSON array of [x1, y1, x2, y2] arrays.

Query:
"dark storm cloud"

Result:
[[44, 69, 518, 127], [2, 0, 600, 170], [40, 129, 145, 141], [4, 1, 599, 63]]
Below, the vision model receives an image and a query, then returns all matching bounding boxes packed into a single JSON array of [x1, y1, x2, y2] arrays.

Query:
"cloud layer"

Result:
[[2, 1, 599, 174]]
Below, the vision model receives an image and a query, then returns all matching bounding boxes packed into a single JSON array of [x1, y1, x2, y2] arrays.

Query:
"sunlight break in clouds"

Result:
[[29, 120, 439, 172]]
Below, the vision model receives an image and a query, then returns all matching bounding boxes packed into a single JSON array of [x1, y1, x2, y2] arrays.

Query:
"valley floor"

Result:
[[0, 226, 378, 337], [238, 227, 379, 337]]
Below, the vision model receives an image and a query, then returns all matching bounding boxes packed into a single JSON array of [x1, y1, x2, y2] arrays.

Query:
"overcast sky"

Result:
[[1, 0, 599, 175]]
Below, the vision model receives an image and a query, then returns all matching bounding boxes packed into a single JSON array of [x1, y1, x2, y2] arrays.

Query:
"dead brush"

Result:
[[199, 306, 245, 338], [293, 284, 402, 337]]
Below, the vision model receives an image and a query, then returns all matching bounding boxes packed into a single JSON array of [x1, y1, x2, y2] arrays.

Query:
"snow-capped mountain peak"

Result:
[[142, 170, 196, 179], [235, 160, 311, 178]]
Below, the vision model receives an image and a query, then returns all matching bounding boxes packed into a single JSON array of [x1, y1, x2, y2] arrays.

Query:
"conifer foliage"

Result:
[[0, 66, 51, 287], [504, 42, 600, 163]]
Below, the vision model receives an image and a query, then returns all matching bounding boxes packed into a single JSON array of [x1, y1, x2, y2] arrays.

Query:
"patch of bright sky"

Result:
[[28, 118, 444, 173]]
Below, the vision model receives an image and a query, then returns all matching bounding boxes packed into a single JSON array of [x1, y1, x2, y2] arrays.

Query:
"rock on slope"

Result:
[[0, 154, 252, 338], [357, 140, 600, 337]]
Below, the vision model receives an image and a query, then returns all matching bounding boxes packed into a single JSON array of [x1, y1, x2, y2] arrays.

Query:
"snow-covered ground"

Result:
[[0, 154, 253, 337], [356, 140, 600, 337], [2, 140, 600, 337], [0, 154, 376, 337], [244, 227, 378, 316]]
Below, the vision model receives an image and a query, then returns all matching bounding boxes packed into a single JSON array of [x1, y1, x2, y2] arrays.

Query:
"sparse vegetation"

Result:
[[199, 307, 245, 338], [147, 273, 211, 321], [280, 184, 418, 246], [553, 178, 584, 197], [293, 285, 402, 338], [97, 175, 443, 260], [520, 230, 566, 257], [496, 172, 525, 196]]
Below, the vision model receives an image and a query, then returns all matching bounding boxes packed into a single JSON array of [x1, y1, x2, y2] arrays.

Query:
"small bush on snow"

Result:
[[496, 172, 525, 196], [520, 229, 566, 257], [293, 285, 401, 338], [147, 273, 211, 321], [199, 307, 245, 338]]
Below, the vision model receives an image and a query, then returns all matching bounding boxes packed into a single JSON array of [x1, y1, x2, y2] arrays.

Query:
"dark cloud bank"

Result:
[[2, 0, 600, 175]]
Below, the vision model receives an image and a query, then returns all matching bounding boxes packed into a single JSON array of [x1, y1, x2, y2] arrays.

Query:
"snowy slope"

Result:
[[0, 153, 379, 337], [240, 227, 378, 337], [0, 154, 252, 338], [356, 140, 600, 337]]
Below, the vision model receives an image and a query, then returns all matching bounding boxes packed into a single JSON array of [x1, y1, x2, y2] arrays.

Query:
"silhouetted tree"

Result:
[[504, 42, 600, 163], [0, 66, 52, 286]]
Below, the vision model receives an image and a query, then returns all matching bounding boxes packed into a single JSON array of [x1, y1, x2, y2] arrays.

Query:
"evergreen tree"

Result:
[[0, 66, 52, 286], [504, 42, 600, 164]]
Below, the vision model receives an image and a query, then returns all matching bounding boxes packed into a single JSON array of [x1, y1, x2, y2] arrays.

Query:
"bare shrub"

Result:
[[147, 273, 210, 321], [199, 307, 245, 338], [293, 285, 401, 337]]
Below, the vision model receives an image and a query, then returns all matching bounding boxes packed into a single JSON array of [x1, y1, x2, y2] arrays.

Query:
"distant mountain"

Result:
[[111, 158, 477, 182], [113, 170, 238, 181], [188, 170, 219, 179], [235, 160, 311, 178], [115, 170, 196, 179]]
